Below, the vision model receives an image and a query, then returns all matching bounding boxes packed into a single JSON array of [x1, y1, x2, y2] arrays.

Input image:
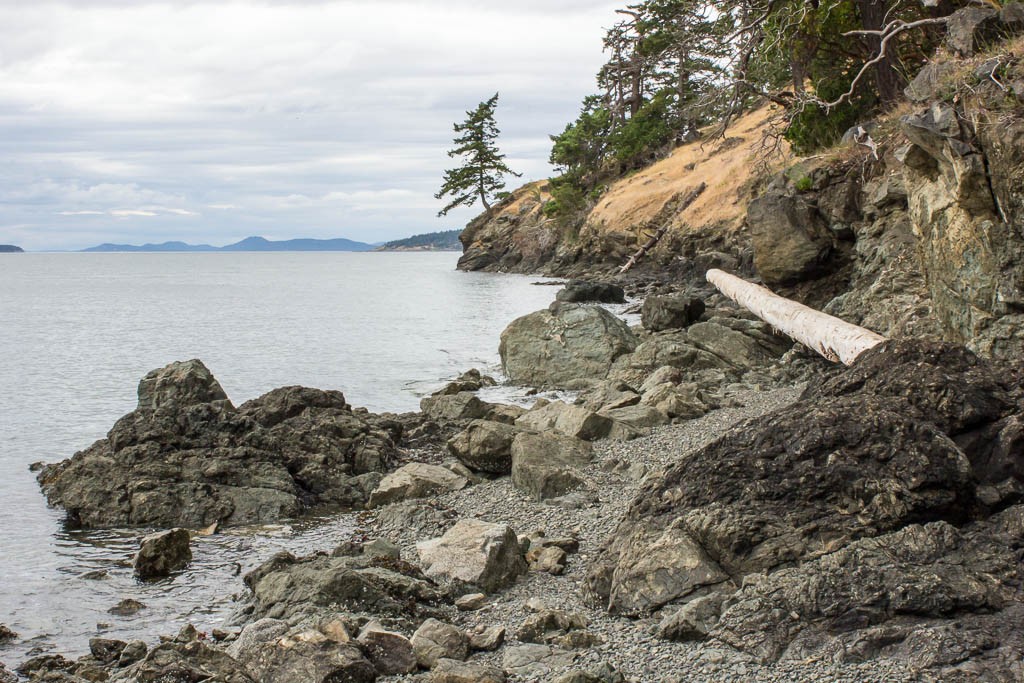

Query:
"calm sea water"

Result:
[[0, 251, 561, 661]]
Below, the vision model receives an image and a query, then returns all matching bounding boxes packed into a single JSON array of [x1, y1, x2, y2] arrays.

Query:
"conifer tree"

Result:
[[435, 93, 520, 216]]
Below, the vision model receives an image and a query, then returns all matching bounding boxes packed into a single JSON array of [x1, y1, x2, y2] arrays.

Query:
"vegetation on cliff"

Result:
[[379, 230, 462, 251]]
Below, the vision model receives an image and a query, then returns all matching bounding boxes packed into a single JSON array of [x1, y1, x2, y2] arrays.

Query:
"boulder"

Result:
[[366, 463, 469, 509], [455, 593, 487, 611], [447, 420, 519, 474], [555, 280, 626, 304], [515, 401, 613, 441], [411, 618, 469, 668], [657, 593, 727, 642], [429, 658, 507, 683], [227, 628, 374, 683], [89, 637, 128, 664], [485, 403, 527, 425], [639, 383, 707, 420], [111, 641, 255, 683], [904, 61, 958, 103], [417, 518, 527, 592], [499, 304, 637, 387], [517, 609, 589, 645], [242, 550, 446, 622], [117, 640, 148, 667], [133, 528, 192, 579], [577, 380, 640, 413], [109, 598, 146, 616], [357, 622, 416, 675], [746, 186, 832, 285], [641, 295, 705, 332], [511, 431, 593, 501], [468, 625, 505, 651], [37, 362, 400, 528], [597, 404, 670, 431]]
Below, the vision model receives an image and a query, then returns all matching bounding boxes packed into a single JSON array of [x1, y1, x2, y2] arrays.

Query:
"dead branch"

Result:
[[619, 183, 706, 274]]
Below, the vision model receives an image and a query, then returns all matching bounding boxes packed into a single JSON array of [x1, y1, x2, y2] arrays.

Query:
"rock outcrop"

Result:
[[36, 360, 400, 528], [588, 340, 1024, 678], [133, 528, 192, 579]]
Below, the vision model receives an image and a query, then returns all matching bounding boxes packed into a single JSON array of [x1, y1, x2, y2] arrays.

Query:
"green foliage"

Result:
[[382, 229, 462, 250], [435, 93, 521, 217], [608, 91, 677, 170], [793, 174, 813, 192]]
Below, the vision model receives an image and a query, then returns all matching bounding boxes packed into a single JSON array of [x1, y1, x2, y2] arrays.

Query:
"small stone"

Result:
[[468, 625, 505, 652], [529, 546, 568, 575], [0, 624, 16, 642], [455, 593, 487, 611]]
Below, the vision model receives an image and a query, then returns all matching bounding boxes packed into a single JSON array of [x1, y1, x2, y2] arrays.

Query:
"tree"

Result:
[[435, 93, 521, 216]]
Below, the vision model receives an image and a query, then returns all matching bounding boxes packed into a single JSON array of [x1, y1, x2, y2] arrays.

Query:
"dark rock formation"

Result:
[[640, 294, 705, 331], [37, 360, 399, 528], [555, 281, 626, 304], [447, 419, 519, 474], [746, 182, 833, 285], [587, 340, 1023, 677], [134, 528, 192, 579]]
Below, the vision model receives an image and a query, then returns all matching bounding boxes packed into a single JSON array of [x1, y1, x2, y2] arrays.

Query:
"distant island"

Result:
[[81, 236, 373, 253], [377, 229, 462, 251], [0, 244, 24, 253]]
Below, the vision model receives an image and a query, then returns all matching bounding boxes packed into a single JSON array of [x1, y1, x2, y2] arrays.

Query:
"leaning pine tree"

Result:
[[435, 93, 521, 216]]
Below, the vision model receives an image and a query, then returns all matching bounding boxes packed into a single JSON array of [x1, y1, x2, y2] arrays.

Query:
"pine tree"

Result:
[[435, 93, 520, 217]]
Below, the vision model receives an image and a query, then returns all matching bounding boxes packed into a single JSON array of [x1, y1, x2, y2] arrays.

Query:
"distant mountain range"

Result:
[[81, 236, 374, 253], [378, 229, 462, 251], [0, 244, 24, 253]]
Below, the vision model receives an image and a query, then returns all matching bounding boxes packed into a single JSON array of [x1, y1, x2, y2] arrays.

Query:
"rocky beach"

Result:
[[6, 7, 1024, 682]]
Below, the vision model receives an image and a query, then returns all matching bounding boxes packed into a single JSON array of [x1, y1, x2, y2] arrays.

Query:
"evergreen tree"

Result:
[[435, 93, 520, 216]]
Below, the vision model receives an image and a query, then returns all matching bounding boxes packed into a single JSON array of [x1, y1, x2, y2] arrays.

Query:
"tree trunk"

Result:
[[856, 0, 903, 104], [706, 269, 886, 365]]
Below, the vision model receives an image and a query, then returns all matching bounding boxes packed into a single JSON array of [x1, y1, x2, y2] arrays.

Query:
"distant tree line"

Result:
[[383, 229, 463, 250]]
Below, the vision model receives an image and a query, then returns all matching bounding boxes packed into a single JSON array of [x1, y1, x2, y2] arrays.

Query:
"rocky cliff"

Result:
[[458, 30, 1024, 364]]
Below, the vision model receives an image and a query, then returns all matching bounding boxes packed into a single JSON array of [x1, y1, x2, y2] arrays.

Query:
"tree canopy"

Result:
[[435, 93, 521, 216]]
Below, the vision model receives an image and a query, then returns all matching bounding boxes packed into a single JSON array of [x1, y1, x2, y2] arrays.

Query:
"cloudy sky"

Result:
[[0, 0, 620, 251]]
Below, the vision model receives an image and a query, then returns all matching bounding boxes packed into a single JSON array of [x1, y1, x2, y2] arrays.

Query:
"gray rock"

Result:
[[468, 625, 505, 651], [447, 420, 519, 474], [657, 593, 727, 641], [366, 462, 469, 509], [243, 550, 445, 622], [89, 637, 127, 664], [417, 518, 527, 592], [639, 382, 707, 420], [511, 431, 593, 501], [357, 622, 416, 675], [528, 545, 568, 574], [455, 593, 487, 611], [517, 609, 589, 644], [502, 644, 576, 678], [37, 362, 399, 528], [746, 186, 832, 285], [946, 6, 1000, 56], [484, 403, 527, 425], [555, 280, 625, 304], [411, 618, 469, 669], [133, 528, 192, 579], [361, 537, 401, 560], [429, 658, 507, 683], [499, 304, 637, 387], [598, 404, 669, 431], [117, 640, 148, 667], [638, 366, 683, 394], [420, 391, 491, 422], [515, 401, 613, 441], [230, 629, 374, 683], [904, 61, 958, 102], [641, 295, 705, 332], [577, 380, 640, 413], [112, 641, 255, 683]]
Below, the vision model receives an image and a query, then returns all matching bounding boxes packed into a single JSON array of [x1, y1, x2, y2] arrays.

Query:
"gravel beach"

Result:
[[364, 383, 920, 683]]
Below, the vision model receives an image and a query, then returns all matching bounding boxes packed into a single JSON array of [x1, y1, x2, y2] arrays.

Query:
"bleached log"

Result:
[[706, 269, 886, 366]]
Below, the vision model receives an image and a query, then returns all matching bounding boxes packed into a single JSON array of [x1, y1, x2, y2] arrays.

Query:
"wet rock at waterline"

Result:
[[36, 359, 400, 529], [554, 280, 626, 304], [134, 528, 192, 579]]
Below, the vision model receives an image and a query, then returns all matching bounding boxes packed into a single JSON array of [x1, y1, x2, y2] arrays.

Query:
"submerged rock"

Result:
[[37, 360, 400, 528]]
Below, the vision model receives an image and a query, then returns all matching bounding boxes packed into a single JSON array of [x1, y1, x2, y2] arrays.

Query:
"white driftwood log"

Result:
[[706, 269, 886, 365]]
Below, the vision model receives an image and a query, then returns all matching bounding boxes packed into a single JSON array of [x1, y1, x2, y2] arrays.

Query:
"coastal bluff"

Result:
[[0, 244, 23, 253]]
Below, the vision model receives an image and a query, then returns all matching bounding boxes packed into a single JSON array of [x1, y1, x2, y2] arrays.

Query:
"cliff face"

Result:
[[457, 39, 1024, 363]]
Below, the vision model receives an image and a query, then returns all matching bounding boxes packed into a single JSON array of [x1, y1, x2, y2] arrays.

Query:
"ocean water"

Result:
[[0, 251, 562, 661]]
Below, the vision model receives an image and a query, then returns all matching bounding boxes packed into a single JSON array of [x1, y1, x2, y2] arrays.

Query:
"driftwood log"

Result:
[[706, 269, 886, 365], [619, 182, 706, 274]]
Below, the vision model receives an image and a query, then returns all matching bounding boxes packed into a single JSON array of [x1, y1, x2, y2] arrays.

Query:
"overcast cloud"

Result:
[[0, 0, 620, 250]]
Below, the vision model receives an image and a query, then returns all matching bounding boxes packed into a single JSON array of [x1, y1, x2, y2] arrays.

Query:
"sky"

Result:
[[0, 0, 621, 251]]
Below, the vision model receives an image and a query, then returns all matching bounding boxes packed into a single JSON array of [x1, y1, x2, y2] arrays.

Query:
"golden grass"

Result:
[[585, 106, 793, 239]]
